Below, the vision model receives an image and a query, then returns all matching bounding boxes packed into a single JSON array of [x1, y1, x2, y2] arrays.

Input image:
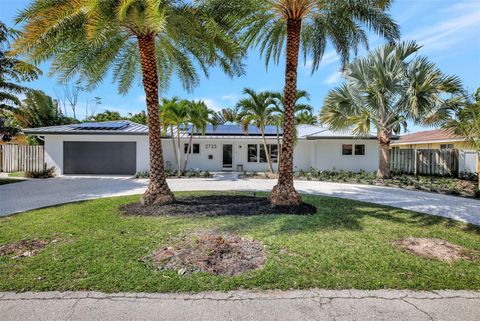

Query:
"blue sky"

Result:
[[1, 0, 479, 132]]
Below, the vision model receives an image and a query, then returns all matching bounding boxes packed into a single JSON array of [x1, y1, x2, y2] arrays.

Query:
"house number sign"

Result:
[[205, 144, 217, 149]]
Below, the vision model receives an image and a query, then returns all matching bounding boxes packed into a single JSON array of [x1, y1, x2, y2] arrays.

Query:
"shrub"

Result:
[[474, 187, 480, 199], [25, 166, 55, 178]]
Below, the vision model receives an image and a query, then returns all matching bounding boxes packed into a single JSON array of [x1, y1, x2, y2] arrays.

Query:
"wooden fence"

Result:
[[390, 149, 459, 176], [0, 145, 45, 172]]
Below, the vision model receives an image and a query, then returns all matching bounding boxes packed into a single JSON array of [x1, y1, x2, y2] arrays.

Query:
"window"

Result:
[[354, 144, 365, 155], [184, 143, 200, 154], [342, 144, 353, 155], [248, 144, 258, 162], [248, 144, 278, 163], [440, 144, 454, 150]]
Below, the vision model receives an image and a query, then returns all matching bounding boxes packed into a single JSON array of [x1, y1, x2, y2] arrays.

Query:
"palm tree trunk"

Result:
[[377, 129, 391, 178], [261, 127, 274, 174], [170, 125, 178, 172], [276, 124, 282, 171], [183, 127, 194, 173], [137, 33, 174, 205], [176, 125, 182, 176], [270, 19, 302, 206]]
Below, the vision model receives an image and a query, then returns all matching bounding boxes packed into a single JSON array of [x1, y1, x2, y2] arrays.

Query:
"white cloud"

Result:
[[405, 2, 480, 52], [220, 94, 240, 103], [195, 98, 222, 111], [323, 71, 342, 85]]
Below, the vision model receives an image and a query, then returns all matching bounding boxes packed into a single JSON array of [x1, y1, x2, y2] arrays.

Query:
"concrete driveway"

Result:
[[1, 175, 479, 225]]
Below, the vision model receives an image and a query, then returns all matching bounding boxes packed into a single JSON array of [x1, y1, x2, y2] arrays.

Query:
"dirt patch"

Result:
[[121, 195, 316, 217], [0, 239, 57, 259], [143, 232, 266, 276], [393, 237, 478, 263]]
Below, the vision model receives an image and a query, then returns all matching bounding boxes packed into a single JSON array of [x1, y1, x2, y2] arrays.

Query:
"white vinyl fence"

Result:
[[0, 144, 45, 172]]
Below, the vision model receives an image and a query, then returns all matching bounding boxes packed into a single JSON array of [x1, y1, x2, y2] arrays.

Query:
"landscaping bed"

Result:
[[243, 169, 479, 198], [120, 195, 316, 217], [0, 192, 479, 292]]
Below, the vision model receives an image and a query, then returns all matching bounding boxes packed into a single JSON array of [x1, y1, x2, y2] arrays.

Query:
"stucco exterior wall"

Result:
[[43, 135, 381, 175], [392, 141, 472, 150]]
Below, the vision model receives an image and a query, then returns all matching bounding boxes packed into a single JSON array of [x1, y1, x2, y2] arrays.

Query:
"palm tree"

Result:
[[0, 22, 40, 114], [160, 97, 187, 176], [211, 106, 241, 125], [238, 88, 276, 173], [13, 1, 243, 205], [320, 42, 462, 178], [438, 89, 480, 188], [269, 90, 313, 166], [183, 100, 213, 172], [296, 111, 317, 125], [209, 0, 400, 205]]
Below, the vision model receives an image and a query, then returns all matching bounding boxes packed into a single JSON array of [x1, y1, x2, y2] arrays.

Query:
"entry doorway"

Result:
[[222, 144, 233, 169]]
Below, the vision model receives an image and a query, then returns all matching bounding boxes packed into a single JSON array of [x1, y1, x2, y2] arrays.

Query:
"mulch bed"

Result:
[[393, 237, 478, 263], [120, 195, 316, 217], [143, 232, 266, 276], [0, 239, 56, 259]]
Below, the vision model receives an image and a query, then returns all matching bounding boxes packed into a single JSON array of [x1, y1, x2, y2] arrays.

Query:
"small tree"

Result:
[[238, 88, 276, 173], [183, 100, 213, 173], [89, 110, 122, 122], [441, 89, 480, 188], [320, 42, 462, 178]]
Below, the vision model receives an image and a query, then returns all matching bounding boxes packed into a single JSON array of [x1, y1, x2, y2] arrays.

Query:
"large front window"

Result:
[[248, 144, 278, 163]]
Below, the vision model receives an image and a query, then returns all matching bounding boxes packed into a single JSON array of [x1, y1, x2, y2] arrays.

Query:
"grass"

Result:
[[7, 172, 26, 178], [0, 178, 25, 185], [0, 191, 479, 293]]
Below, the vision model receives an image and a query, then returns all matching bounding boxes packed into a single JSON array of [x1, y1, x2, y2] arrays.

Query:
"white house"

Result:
[[24, 121, 383, 175]]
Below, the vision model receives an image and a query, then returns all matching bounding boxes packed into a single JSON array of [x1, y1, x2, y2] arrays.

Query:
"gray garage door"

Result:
[[64, 142, 136, 175]]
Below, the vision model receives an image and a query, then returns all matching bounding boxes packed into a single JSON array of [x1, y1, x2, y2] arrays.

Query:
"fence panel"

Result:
[[0, 145, 45, 173], [390, 149, 458, 176]]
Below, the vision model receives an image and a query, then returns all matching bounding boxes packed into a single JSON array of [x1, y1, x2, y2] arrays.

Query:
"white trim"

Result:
[[391, 138, 466, 146]]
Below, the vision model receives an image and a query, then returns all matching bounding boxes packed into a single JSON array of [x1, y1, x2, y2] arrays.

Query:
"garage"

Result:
[[63, 141, 137, 175]]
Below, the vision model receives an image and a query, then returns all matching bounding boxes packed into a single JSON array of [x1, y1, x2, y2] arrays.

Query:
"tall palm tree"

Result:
[[238, 88, 276, 173], [208, 0, 400, 205], [160, 97, 187, 176], [0, 21, 40, 113], [183, 100, 213, 172], [320, 42, 462, 178], [13, 0, 243, 205]]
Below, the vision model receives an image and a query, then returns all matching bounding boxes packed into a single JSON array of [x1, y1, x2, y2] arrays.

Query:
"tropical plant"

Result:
[[237, 88, 276, 173], [439, 88, 480, 188], [128, 110, 147, 125], [207, 0, 401, 205], [89, 109, 122, 122], [269, 89, 313, 166], [14, 0, 243, 205], [211, 106, 241, 125], [160, 97, 187, 176], [183, 100, 214, 172], [295, 111, 317, 125], [320, 42, 462, 178], [15, 90, 76, 128]]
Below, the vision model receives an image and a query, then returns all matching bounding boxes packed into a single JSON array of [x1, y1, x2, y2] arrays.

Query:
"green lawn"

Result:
[[0, 192, 479, 293]]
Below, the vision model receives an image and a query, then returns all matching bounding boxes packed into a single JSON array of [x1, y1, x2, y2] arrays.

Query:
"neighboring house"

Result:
[[24, 121, 383, 175], [390, 129, 470, 150], [391, 129, 477, 174]]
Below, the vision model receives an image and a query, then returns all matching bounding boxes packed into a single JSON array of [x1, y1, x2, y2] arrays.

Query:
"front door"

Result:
[[223, 144, 233, 169]]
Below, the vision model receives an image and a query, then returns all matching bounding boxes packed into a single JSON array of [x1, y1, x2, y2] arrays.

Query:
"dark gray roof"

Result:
[[23, 121, 148, 135]]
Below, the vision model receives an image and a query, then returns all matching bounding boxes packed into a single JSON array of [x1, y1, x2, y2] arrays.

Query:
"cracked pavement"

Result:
[[1, 289, 479, 321]]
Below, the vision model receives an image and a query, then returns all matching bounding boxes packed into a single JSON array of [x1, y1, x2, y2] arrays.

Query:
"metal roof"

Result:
[[23, 120, 148, 136], [24, 121, 382, 139]]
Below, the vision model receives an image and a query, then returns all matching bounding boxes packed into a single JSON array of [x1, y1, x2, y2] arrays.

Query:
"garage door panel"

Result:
[[64, 142, 136, 175]]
